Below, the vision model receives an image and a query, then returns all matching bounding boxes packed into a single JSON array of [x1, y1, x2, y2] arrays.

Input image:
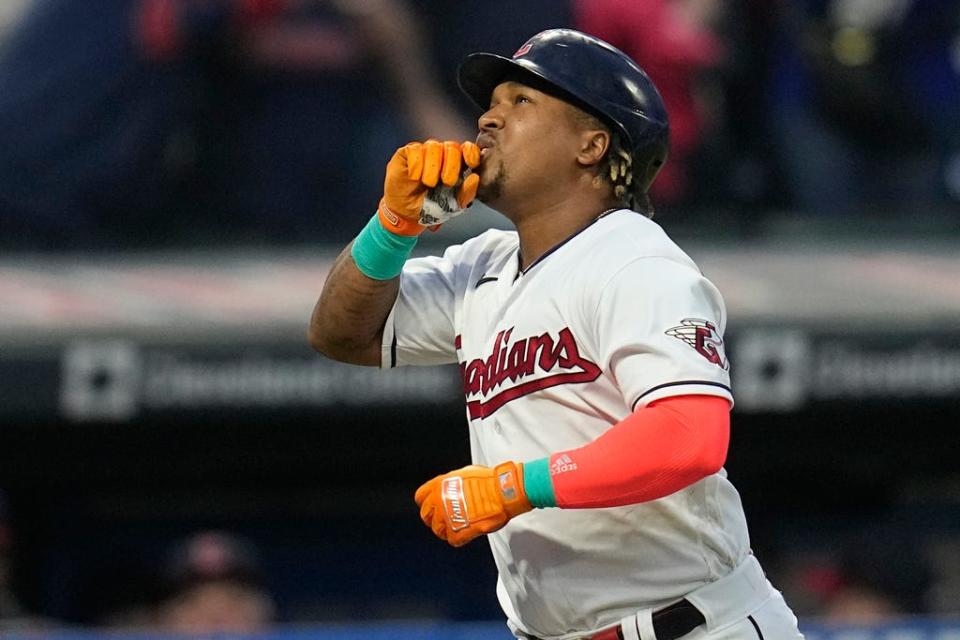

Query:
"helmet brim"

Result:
[[458, 53, 529, 111], [458, 52, 587, 115]]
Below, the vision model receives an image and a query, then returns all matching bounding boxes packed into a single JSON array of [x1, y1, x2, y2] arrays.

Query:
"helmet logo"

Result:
[[513, 42, 533, 58]]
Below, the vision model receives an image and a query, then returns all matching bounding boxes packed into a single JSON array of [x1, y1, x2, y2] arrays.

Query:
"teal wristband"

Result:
[[350, 214, 419, 280], [523, 458, 557, 508]]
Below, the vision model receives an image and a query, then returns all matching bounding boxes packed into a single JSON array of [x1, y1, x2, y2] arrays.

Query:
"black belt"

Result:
[[528, 599, 705, 640]]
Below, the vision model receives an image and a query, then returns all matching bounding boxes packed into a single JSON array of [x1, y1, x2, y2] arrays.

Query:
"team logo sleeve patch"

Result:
[[665, 318, 729, 370]]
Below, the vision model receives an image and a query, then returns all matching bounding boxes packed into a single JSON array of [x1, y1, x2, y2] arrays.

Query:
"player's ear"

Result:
[[576, 128, 610, 168]]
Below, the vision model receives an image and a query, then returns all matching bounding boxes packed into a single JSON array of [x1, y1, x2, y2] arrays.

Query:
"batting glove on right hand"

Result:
[[379, 140, 481, 236], [414, 461, 532, 547]]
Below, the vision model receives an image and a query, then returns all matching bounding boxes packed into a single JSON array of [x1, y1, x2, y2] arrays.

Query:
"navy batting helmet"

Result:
[[458, 29, 670, 195]]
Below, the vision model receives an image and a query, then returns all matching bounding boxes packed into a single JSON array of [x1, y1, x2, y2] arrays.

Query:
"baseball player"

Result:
[[309, 29, 804, 640]]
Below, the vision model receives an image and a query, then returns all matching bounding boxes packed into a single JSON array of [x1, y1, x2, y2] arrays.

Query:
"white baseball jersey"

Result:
[[381, 209, 751, 639]]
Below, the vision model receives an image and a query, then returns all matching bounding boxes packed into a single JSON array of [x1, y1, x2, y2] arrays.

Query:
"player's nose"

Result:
[[478, 106, 504, 133]]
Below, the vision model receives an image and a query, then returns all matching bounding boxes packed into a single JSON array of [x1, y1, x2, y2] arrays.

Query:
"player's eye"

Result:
[[514, 94, 531, 104]]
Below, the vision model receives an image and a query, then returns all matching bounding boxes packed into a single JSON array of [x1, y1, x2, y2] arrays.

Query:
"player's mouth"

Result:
[[476, 133, 496, 159]]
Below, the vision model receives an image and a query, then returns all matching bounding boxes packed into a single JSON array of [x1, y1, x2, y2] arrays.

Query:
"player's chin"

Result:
[[476, 179, 500, 205], [476, 166, 503, 203]]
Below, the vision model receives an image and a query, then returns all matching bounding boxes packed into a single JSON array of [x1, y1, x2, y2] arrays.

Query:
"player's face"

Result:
[[474, 81, 594, 215]]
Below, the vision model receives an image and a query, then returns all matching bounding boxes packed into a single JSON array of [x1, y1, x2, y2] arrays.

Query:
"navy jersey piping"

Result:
[[517, 208, 622, 276], [631, 380, 732, 410]]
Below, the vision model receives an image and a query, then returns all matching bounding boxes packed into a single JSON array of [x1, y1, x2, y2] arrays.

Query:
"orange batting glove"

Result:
[[378, 140, 481, 236], [414, 461, 532, 547]]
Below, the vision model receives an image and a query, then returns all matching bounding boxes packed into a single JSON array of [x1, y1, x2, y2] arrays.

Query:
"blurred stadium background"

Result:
[[0, 0, 958, 638]]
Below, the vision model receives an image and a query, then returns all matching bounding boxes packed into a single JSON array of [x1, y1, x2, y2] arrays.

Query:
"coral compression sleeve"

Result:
[[534, 395, 730, 509]]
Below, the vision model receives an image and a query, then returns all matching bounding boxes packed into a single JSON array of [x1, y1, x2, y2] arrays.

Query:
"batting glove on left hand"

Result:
[[414, 461, 532, 547], [379, 140, 480, 236]]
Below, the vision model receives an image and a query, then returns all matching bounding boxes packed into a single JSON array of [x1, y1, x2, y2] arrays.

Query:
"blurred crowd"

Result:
[[0, 0, 957, 251], [1, 494, 278, 634]]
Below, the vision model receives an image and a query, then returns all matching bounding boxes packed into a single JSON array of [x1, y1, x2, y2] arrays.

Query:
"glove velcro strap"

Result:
[[378, 199, 426, 237], [350, 213, 418, 281], [495, 461, 533, 517]]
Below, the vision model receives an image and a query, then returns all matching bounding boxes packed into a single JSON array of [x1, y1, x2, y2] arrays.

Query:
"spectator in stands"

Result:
[[573, 0, 727, 208], [768, 0, 960, 215], [779, 547, 913, 622], [821, 583, 902, 623], [155, 530, 276, 633], [0, 0, 186, 250], [134, 0, 472, 244], [0, 0, 469, 250]]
